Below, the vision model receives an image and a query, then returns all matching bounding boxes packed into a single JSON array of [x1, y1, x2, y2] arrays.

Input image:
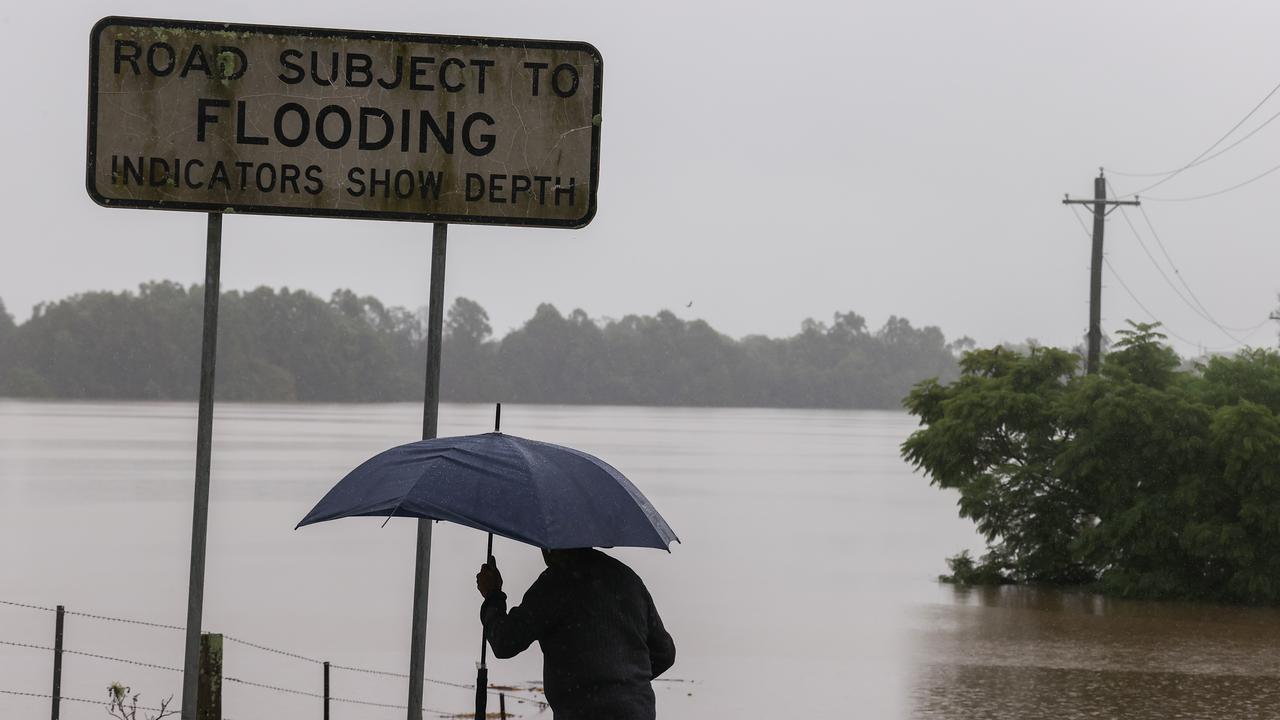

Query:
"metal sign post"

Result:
[[181, 213, 222, 720], [85, 17, 603, 719], [408, 222, 448, 718]]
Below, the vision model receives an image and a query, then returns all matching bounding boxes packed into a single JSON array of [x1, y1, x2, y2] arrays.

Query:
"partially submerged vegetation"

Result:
[[903, 322, 1280, 604]]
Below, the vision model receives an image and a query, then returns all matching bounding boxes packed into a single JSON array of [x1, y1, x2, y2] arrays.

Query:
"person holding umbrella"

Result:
[[298, 405, 681, 719], [476, 548, 676, 720]]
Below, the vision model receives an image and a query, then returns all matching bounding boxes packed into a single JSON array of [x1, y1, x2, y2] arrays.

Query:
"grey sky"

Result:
[[3, 0, 1279, 357]]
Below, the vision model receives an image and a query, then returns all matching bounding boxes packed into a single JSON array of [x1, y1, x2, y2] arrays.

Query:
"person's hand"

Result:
[[476, 556, 503, 598]]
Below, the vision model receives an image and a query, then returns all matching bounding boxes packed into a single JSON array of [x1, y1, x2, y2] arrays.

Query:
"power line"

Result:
[[1109, 105, 1280, 178], [1070, 205, 1265, 352], [1141, 159, 1280, 202], [1102, 257, 1199, 346], [1067, 205, 1211, 349], [1112, 76, 1280, 196], [1135, 202, 1272, 333], [1068, 205, 1158, 326], [1108, 178, 1259, 338], [1105, 257, 1258, 353], [1111, 204, 1245, 345], [1100, 258, 1248, 351]]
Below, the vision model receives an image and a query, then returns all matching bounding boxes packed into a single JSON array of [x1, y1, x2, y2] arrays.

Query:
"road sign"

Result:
[[87, 17, 602, 228]]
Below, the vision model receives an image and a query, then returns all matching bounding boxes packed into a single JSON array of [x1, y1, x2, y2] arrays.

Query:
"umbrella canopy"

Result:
[[297, 432, 678, 551]]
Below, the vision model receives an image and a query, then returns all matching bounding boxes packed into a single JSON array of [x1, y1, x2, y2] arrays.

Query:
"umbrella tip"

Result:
[[494, 402, 502, 432]]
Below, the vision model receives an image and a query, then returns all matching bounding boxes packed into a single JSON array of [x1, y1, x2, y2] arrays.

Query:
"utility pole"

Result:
[[1063, 170, 1140, 374]]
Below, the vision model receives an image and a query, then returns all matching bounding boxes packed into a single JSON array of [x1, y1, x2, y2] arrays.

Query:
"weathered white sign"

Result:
[[87, 17, 603, 227]]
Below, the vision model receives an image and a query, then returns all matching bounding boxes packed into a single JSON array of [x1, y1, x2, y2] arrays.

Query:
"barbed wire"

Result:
[[225, 675, 322, 698], [329, 662, 408, 679], [332, 694, 409, 709], [226, 676, 458, 716], [0, 599, 57, 613], [0, 638, 183, 673], [224, 635, 322, 665], [225, 632, 544, 705], [0, 688, 246, 719], [226, 636, 539, 702], [330, 662, 546, 703], [331, 663, 478, 690], [0, 598, 184, 631], [331, 694, 454, 716], [66, 609, 185, 632], [0, 598, 545, 717], [1, 597, 587, 711], [0, 688, 169, 714]]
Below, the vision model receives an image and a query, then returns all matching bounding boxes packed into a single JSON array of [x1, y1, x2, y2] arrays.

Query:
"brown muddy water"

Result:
[[1, 400, 1278, 718]]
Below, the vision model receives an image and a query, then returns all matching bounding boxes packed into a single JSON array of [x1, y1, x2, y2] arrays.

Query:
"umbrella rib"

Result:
[[502, 434, 553, 549], [374, 457, 451, 527], [556, 444, 678, 548]]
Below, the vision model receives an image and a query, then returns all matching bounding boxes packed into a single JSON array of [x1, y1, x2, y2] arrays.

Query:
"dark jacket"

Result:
[[480, 549, 676, 720]]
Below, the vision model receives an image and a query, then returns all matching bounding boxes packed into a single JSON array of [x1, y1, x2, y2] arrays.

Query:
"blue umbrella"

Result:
[[296, 405, 677, 717], [295, 431, 678, 551]]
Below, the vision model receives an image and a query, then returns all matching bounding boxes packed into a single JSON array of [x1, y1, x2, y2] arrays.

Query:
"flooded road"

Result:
[[1, 400, 1277, 718]]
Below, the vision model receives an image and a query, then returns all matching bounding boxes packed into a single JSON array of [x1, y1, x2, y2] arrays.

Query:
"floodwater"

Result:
[[1, 400, 1279, 719]]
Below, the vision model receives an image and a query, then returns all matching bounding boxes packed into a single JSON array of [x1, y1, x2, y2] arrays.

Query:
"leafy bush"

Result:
[[903, 322, 1280, 603]]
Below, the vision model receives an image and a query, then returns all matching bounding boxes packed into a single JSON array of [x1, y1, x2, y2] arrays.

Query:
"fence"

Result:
[[0, 599, 546, 719]]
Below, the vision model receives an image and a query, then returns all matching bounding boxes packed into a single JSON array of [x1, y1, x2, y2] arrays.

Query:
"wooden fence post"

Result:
[[197, 633, 222, 720], [499, 692, 507, 719], [50, 605, 64, 720]]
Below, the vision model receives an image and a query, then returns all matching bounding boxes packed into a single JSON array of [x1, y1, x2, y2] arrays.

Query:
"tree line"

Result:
[[0, 282, 966, 407], [903, 322, 1280, 603]]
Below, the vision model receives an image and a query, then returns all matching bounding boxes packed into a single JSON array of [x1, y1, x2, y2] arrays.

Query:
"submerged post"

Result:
[[197, 633, 222, 720], [408, 222, 448, 719], [50, 605, 64, 720], [182, 213, 223, 720]]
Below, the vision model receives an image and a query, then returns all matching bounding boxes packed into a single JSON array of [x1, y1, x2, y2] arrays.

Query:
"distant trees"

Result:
[[0, 283, 964, 409], [443, 302, 967, 407], [903, 322, 1280, 603], [0, 283, 424, 402], [0, 299, 14, 395]]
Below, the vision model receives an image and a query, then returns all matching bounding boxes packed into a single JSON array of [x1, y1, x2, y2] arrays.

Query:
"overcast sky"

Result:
[[3, 0, 1279, 357]]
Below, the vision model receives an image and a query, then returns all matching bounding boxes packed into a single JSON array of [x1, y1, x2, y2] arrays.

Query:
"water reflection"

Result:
[[910, 585, 1280, 719]]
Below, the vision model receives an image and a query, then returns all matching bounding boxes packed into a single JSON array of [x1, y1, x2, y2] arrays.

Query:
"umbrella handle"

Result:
[[480, 533, 494, 667], [475, 665, 489, 718], [477, 532, 494, 718]]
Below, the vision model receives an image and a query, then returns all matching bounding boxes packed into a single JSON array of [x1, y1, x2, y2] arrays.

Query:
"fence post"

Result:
[[50, 605, 64, 720], [499, 692, 507, 719], [323, 661, 330, 720], [197, 633, 222, 720]]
